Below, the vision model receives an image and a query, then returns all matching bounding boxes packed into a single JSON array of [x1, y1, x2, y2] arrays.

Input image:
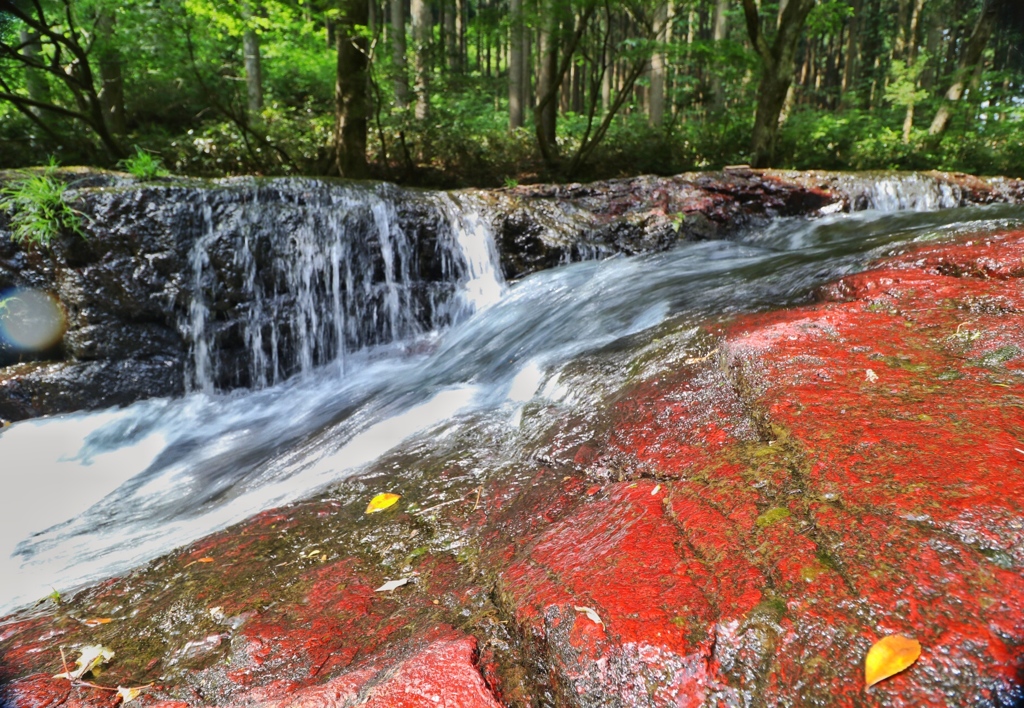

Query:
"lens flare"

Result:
[[0, 288, 66, 352]]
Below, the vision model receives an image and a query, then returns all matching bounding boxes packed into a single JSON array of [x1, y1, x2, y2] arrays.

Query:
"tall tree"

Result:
[[95, 10, 125, 136], [928, 0, 998, 136], [508, 0, 525, 129], [648, 0, 669, 126], [900, 0, 925, 143], [411, 0, 431, 119], [0, 1, 126, 160], [532, 0, 599, 167], [741, 0, 817, 167], [710, 0, 730, 113], [391, 0, 409, 107], [241, 2, 264, 117], [535, 2, 559, 155], [334, 0, 370, 177]]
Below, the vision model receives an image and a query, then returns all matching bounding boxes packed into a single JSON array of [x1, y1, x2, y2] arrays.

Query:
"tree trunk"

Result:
[[533, 4, 595, 167], [509, 0, 525, 129], [741, 0, 817, 167], [536, 7, 558, 154], [928, 0, 998, 136], [920, 9, 942, 90], [96, 11, 127, 137], [455, 0, 466, 71], [840, 0, 860, 100], [648, 1, 669, 126], [241, 3, 264, 117], [411, 0, 432, 120], [391, 0, 409, 107], [750, 72, 792, 164], [710, 0, 730, 113], [334, 0, 370, 177], [900, 0, 925, 144], [243, 29, 263, 115], [444, 0, 457, 70]]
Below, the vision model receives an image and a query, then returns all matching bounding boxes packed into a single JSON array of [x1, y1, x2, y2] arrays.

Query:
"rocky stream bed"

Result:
[[1, 170, 1023, 707]]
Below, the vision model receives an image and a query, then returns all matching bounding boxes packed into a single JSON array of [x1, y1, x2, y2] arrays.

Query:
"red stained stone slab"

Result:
[[256, 633, 501, 708], [718, 231, 1024, 705]]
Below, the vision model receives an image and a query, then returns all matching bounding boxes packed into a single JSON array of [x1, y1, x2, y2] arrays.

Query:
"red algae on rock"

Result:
[[3, 230, 1024, 707]]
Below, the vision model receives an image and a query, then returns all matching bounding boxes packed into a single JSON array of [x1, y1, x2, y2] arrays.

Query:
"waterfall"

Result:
[[835, 173, 964, 211], [184, 181, 505, 392]]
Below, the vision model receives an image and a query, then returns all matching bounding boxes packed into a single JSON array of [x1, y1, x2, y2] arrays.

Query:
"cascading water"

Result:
[[183, 180, 505, 392], [835, 172, 965, 211], [2, 188, 1024, 617]]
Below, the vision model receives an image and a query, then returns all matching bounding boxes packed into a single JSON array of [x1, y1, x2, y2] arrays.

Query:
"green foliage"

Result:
[[0, 161, 84, 248], [0, 0, 1022, 183], [805, 0, 855, 36], [884, 56, 929, 109], [119, 147, 170, 179]]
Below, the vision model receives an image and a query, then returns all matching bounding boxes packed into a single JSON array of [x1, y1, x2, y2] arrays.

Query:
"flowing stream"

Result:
[[2, 195, 1023, 617]]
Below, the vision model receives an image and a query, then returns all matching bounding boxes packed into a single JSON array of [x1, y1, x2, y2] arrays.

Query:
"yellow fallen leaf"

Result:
[[81, 618, 113, 627], [366, 493, 401, 514], [197, 557, 214, 563], [116, 685, 150, 704], [119, 688, 146, 704], [865, 634, 921, 687]]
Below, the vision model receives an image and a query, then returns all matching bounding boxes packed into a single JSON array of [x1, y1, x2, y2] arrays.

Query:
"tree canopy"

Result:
[[1, 0, 1023, 184]]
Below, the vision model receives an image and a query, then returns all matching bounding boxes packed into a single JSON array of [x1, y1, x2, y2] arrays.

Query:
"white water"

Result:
[[2, 202, 1023, 616]]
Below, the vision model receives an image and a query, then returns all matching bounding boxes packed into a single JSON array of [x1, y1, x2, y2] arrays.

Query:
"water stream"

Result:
[[2, 197, 1023, 616]]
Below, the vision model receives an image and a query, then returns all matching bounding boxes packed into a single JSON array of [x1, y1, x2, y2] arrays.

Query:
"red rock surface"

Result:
[[3, 231, 1023, 707]]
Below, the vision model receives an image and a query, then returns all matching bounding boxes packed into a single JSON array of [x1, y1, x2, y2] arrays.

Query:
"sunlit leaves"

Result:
[[885, 56, 930, 109], [864, 634, 921, 687]]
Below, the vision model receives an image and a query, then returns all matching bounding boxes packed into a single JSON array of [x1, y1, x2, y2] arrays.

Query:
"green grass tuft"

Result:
[[0, 160, 84, 248]]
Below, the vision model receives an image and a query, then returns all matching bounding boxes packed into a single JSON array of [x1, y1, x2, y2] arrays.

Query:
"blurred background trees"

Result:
[[1, 0, 1022, 185]]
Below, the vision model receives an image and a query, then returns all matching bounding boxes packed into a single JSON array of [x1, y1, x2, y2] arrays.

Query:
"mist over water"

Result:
[[2, 201, 1022, 616]]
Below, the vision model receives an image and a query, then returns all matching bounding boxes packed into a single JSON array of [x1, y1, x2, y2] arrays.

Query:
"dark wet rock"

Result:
[[3, 230, 1023, 706], [0, 357, 183, 421]]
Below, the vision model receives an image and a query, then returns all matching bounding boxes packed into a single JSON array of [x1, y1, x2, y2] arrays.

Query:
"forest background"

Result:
[[1, 0, 1022, 187]]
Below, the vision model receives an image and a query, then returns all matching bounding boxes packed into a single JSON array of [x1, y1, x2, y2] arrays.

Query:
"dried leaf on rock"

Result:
[[375, 578, 410, 592], [366, 493, 401, 514], [117, 685, 146, 704], [574, 605, 605, 628], [55, 644, 115, 680], [865, 634, 921, 687]]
